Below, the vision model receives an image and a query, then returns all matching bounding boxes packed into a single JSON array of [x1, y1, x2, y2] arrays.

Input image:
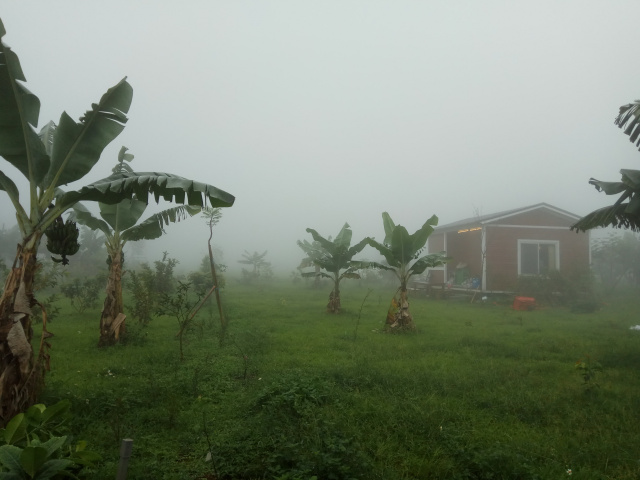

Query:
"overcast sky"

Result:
[[2, 2, 640, 273]]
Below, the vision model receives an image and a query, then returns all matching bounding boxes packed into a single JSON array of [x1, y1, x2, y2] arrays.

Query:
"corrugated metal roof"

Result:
[[434, 203, 581, 232]]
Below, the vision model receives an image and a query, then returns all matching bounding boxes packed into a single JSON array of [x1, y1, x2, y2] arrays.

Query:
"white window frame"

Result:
[[517, 239, 560, 276]]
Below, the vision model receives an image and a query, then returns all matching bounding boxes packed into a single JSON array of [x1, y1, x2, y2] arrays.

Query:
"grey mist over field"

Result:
[[1, 2, 640, 274]]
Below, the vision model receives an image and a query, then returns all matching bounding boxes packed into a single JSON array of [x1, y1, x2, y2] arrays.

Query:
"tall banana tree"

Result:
[[71, 148, 203, 346], [298, 223, 369, 313], [0, 19, 234, 424], [357, 213, 449, 331], [572, 100, 640, 232]]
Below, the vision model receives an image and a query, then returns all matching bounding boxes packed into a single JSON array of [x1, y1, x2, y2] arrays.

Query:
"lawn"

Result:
[[34, 279, 640, 479]]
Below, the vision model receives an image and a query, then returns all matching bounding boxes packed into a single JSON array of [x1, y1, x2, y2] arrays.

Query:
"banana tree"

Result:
[[572, 100, 640, 232], [0, 19, 234, 424], [238, 250, 272, 283], [297, 238, 323, 289], [298, 223, 369, 313], [71, 169, 202, 347], [357, 213, 449, 330]]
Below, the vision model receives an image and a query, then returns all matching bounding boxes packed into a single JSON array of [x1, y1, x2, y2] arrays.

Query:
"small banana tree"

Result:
[[0, 18, 234, 424], [358, 213, 449, 331], [71, 157, 202, 346], [572, 100, 640, 232], [238, 250, 272, 283], [298, 223, 369, 313]]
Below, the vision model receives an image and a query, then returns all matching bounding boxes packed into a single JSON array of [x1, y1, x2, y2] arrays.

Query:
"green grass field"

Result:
[[35, 280, 640, 479]]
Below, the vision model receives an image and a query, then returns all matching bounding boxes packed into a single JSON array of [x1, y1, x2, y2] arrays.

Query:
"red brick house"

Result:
[[426, 203, 591, 292]]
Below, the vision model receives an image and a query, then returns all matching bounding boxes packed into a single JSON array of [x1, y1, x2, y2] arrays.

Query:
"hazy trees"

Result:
[[591, 231, 640, 290], [572, 100, 640, 232], [358, 213, 449, 331], [239, 251, 273, 283], [0, 18, 234, 423], [298, 223, 369, 313]]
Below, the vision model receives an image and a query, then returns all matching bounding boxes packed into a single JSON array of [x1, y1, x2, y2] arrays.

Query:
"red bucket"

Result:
[[513, 296, 536, 311]]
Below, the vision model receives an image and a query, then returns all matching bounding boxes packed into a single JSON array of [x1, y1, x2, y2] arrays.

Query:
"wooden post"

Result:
[[116, 438, 133, 480]]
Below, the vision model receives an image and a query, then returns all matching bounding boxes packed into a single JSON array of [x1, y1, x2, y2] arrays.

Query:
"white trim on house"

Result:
[[489, 224, 574, 230], [517, 239, 560, 275], [481, 226, 487, 290], [481, 205, 581, 225], [444, 231, 449, 282]]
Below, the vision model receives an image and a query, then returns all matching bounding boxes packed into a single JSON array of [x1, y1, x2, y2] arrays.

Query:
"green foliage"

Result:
[[126, 252, 180, 326], [363, 212, 449, 288], [575, 356, 603, 390], [515, 270, 594, 307], [591, 231, 640, 290], [0, 400, 100, 479], [60, 277, 103, 313], [195, 254, 227, 290], [298, 223, 370, 313], [128, 265, 155, 326], [157, 281, 204, 361], [33, 260, 67, 293], [154, 251, 178, 296], [572, 99, 640, 232]]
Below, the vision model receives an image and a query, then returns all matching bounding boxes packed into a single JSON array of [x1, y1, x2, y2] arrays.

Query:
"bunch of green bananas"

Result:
[[44, 216, 80, 265]]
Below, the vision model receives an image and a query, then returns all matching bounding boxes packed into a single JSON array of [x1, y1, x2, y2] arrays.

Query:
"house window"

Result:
[[518, 240, 559, 275]]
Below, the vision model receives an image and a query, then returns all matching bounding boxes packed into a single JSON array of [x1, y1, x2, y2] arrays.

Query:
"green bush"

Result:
[[0, 400, 101, 479], [60, 276, 103, 313]]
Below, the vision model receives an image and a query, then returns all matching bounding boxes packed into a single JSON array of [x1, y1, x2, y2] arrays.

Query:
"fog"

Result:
[[2, 2, 640, 275]]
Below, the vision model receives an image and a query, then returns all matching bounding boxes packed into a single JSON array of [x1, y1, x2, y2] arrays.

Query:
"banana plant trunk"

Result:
[[0, 236, 51, 426], [98, 249, 126, 347], [327, 275, 341, 313], [386, 287, 415, 331]]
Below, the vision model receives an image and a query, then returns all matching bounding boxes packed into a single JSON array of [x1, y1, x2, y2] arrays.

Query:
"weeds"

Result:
[[575, 355, 603, 390]]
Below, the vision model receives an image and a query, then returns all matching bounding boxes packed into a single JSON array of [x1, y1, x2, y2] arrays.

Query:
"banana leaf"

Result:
[[42, 78, 132, 189], [0, 20, 50, 185], [122, 205, 201, 242], [616, 100, 640, 151], [55, 171, 235, 212], [99, 198, 147, 232]]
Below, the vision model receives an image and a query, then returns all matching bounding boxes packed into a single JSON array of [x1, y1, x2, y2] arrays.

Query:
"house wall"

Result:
[[445, 229, 483, 282], [427, 233, 446, 284], [485, 226, 589, 291]]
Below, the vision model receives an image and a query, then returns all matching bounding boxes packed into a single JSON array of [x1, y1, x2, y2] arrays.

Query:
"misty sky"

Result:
[[2, 2, 640, 273]]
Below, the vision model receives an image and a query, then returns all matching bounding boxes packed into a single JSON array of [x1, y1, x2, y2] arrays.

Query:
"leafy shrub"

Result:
[[128, 264, 155, 326], [0, 400, 101, 479], [154, 251, 178, 295], [34, 259, 67, 292], [515, 270, 593, 306], [60, 276, 103, 313]]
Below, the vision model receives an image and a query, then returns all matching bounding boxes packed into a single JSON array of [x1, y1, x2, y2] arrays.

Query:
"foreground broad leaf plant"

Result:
[[0, 17, 234, 425]]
